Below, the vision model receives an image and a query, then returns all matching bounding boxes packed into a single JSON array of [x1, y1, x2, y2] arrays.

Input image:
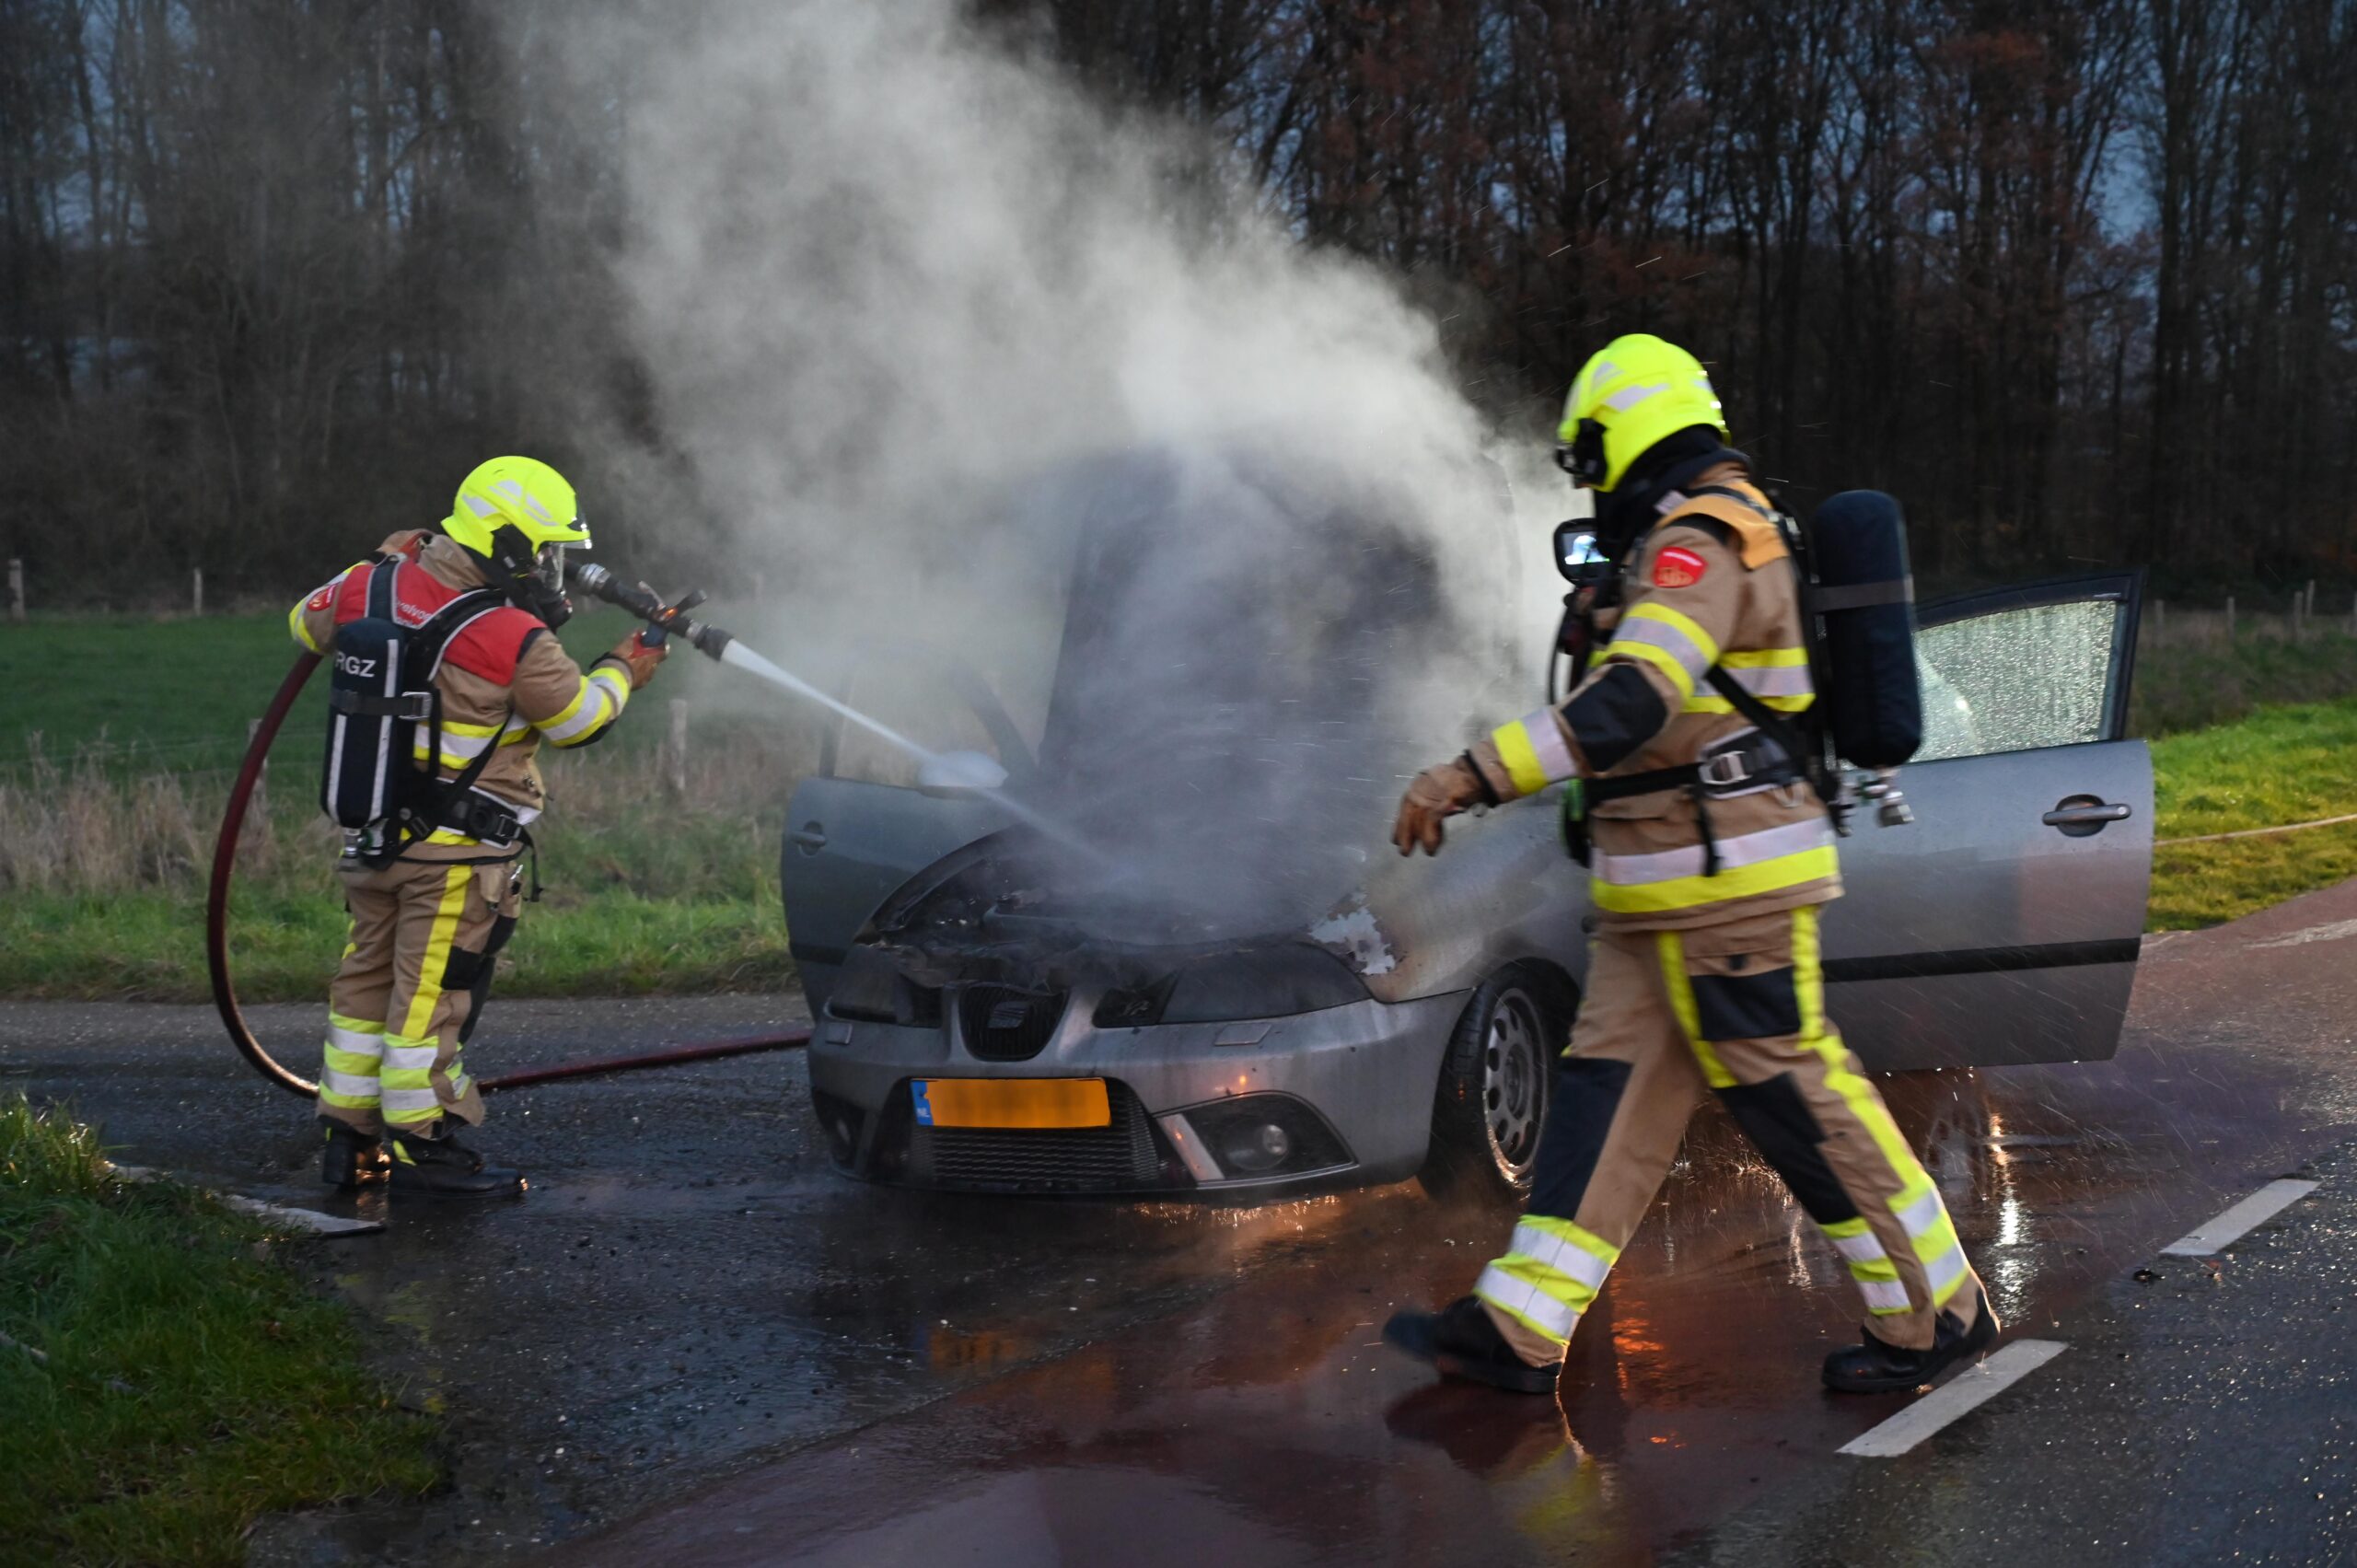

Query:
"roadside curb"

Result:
[[108, 1161, 383, 1237]]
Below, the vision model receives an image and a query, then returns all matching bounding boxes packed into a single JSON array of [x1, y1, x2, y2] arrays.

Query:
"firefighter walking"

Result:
[[289, 457, 664, 1195], [1384, 335, 1997, 1394]]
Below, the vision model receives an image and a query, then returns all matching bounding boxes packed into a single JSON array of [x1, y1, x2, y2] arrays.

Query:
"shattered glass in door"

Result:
[[1913, 598, 2119, 761]]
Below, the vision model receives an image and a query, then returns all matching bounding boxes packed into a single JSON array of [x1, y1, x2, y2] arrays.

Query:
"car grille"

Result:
[[958, 984, 1067, 1062], [920, 1080, 1169, 1192]]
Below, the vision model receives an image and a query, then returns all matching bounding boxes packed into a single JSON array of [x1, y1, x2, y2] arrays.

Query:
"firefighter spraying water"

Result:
[[216, 470, 1116, 1179]]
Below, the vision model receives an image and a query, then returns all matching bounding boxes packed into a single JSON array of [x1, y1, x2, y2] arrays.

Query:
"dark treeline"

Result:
[[3, 0, 2352, 602]]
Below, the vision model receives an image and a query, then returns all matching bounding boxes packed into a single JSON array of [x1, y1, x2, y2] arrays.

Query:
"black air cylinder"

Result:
[[320, 615, 408, 830], [1809, 490, 1921, 769]]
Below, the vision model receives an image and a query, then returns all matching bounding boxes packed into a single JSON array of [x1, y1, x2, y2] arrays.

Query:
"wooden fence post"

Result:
[[6, 559, 22, 623], [2224, 595, 2235, 641], [666, 698, 690, 796], [2153, 598, 2165, 642], [192, 568, 204, 616], [2293, 589, 2305, 642]]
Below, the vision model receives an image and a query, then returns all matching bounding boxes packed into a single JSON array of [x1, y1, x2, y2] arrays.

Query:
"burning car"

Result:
[[780, 454, 2153, 1199]]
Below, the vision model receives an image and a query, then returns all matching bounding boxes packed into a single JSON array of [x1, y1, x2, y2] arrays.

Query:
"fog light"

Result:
[[1224, 1122, 1292, 1174], [1178, 1092, 1351, 1180]]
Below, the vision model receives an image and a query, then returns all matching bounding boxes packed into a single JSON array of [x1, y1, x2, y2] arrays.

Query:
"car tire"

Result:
[[1419, 962, 1575, 1202]]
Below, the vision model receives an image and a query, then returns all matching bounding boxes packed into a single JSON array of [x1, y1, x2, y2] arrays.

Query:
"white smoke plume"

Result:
[[543, 0, 1567, 933]]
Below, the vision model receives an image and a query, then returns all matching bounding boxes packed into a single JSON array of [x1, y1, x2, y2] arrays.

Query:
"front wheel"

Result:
[[1419, 963, 1575, 1202]]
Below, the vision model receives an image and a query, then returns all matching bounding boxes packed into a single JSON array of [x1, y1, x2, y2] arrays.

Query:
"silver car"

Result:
[[782, 492, 2153, 1202]]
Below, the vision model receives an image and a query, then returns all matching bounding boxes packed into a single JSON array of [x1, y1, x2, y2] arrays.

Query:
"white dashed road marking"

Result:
[[2161, 1179, 2319, 1256], [1838, 1340, 2068, 1458]]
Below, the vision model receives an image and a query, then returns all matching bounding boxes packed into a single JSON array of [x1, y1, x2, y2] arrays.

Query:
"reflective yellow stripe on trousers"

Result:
[[1822, 1215, 1913, 1315], [1474, 1216, 1621, 1346], [380, 865, 471, 1127], [317, 1012, 384, 1110], [1791, 907, 1969, 1309]]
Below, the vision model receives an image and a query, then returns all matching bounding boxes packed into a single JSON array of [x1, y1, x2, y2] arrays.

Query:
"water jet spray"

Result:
[[570, 563, 1111, 868]]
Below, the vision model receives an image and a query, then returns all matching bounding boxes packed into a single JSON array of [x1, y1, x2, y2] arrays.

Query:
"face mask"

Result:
[[521, 545, 575, 629], [482, 528, 575, 628]]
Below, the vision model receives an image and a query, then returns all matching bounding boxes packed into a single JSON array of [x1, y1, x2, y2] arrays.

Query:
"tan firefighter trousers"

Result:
[[1474, 903, 1986, 1365], [315, 854, 522, 1134]]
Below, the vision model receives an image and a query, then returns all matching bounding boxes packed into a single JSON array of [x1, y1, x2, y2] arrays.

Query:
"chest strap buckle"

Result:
[[1697, 749, 1756, 789]]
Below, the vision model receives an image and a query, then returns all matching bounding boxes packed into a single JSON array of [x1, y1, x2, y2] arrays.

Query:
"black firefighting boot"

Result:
[[320, 1120, 389, 1188], [1383, 1295, 1562, 1395], [386, 1122, 524, 1197], [1822, 1286, 2000, 1393]]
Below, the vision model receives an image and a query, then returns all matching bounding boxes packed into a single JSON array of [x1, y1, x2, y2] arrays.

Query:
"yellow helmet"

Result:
[[444, 456, 589, 555], [1553, 334, 1727, 493], [442, 457, 591, 625]]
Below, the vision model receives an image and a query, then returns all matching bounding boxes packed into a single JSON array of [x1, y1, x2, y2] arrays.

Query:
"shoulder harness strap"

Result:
[[398, 580, 516, 849], [364, 555, 401, 621]]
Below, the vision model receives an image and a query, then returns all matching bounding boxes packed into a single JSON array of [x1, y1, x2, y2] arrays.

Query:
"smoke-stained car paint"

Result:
[[784, 456, 2154, 1198]]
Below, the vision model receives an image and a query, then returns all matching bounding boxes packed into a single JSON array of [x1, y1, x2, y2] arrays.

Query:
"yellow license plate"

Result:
[[914, 1078, 1110, 1130]]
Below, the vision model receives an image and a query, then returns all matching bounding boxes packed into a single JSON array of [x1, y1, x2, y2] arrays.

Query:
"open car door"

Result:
[[1825, 572, 2153, 1070]]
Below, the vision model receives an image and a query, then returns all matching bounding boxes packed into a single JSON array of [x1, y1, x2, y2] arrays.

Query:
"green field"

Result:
[[2147, 697, 2357, 929], [0, 1098, 439, 1566], [0, 603, 749, 774]]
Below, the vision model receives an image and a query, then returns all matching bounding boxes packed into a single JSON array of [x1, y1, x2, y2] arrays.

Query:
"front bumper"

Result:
[[804, 984, 1468, 1196]]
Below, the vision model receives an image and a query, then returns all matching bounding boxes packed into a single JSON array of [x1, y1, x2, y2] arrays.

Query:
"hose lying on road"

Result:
[[207, 652, 810, 1100]]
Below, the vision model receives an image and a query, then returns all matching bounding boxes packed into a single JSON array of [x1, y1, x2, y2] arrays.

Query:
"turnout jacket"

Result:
[[289, 530, 633, 860], [1472, 462, 1840, 932]]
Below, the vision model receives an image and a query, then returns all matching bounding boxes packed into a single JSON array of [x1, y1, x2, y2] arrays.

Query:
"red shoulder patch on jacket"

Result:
[[442, 606, 543, 684], [331, 561, 465, 629], [331, 569, 374, 621], [307, 584, 335, 612], [1653, 546, 1708, 589]]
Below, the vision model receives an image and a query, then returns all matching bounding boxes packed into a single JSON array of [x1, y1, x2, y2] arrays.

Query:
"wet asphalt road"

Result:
[[6, 879, 2357, 1565]]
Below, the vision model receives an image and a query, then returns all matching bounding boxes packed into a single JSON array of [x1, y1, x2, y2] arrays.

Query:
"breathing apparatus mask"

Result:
[[479, 527, 578, 629], [1543, 427, 1736, 701]]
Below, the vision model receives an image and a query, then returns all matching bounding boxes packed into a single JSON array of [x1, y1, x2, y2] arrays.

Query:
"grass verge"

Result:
[[2148, 697, 2357, 930], [0, 1097, 438, 1567], [0, 886, 797, 1003]]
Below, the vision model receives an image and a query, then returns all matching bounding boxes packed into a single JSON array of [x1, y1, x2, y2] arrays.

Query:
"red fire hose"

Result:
[[206, 652, 810, 1099]]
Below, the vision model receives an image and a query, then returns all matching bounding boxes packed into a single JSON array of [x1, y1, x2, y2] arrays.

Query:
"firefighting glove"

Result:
[[607, 629, 668, 690], [1392, 752, 1500, 857]]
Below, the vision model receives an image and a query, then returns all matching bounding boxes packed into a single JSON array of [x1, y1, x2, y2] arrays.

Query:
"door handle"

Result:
[[2043, 798, 2131, 836], [790, 823, 829, 854]]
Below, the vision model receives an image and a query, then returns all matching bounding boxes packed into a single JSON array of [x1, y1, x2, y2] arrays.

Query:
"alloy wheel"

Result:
[[1481, 987, 1547, 1179]]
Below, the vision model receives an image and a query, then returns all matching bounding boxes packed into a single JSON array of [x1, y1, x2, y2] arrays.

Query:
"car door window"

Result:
[[1912, 578, 2138, 762]]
